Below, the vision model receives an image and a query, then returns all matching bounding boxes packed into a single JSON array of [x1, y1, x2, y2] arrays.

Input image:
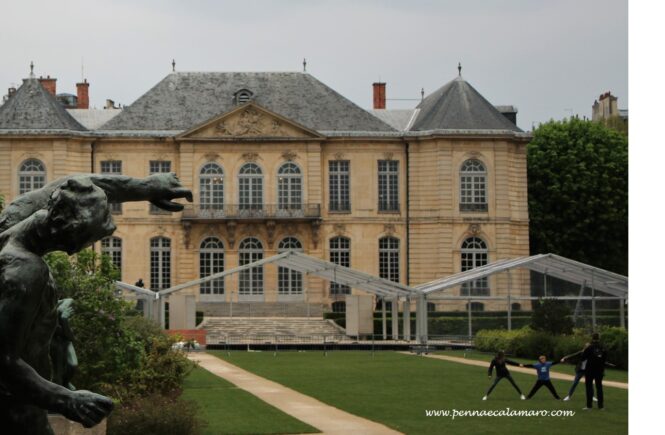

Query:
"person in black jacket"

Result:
[[582, 333, 609, 410], [483, 351, 526, 400]]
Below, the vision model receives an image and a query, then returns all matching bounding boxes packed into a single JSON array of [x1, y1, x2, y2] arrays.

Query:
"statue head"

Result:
[[45, 176, 116, 254]]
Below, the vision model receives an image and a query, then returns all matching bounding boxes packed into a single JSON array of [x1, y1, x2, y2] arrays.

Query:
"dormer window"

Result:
[[234, 89, 253, 105]]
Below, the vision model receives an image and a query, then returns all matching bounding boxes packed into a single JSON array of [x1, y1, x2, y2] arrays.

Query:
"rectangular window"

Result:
[[329, 160, 350, 212], [378, 160, 399, 212], [149, 161, 171, 214], [101, 160, 122, 214], [330, 238, 351, 295]]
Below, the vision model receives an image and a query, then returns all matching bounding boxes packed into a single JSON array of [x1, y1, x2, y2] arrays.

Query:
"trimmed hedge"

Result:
[[475, 326, 627, 370], [331, 316, 623, 337]]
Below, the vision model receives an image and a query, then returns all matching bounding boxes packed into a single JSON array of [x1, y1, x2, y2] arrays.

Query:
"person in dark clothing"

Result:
[[483, 351, 526, 400], [562, 343, 590, 401], [582, 333, 609, 410], [523, 355, 563, 399]]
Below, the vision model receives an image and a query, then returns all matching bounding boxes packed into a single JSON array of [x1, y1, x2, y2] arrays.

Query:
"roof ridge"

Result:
[[102, 72, 396, 132]]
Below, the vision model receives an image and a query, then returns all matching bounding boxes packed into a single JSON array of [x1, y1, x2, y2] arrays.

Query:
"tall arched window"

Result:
[[200, 237, 224, 295], [239, 238, 263, 295], [379, 236, 400, 283], [461, 237, 489, 296], [199, 163, 224, 211], [277, 162, 302, 211], [460, 159, 487, 212], [239, 163, 263, 211], [101, 236, 122, 279], [19, 159, 46, 194], [329, 236, 351, 295], [150, 237, 171, 291], [278, 237, 303, 295]]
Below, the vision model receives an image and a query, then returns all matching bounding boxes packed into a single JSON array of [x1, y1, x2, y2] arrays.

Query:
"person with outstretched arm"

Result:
[[483, 351, 526, 400], [522, 355, 563, 400], [561, 344, 590, 401], [582, 333, 609, 410]]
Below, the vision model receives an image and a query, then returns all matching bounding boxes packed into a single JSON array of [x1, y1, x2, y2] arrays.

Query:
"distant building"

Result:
[[592, 91, 628, 123], [0, 67, 530, 314]]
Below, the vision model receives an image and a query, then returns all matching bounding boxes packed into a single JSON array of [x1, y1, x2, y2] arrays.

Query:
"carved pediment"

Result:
[[179, 103, 323, 140]]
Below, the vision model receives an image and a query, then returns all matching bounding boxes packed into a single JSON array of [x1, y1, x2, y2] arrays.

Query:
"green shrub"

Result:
[[475, 327, 628, 369], [592, 326, 628, 369], [108, 394, 204, 435]]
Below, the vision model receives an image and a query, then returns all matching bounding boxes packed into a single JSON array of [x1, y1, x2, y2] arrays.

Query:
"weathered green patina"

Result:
[[0, 173, 192, 434]]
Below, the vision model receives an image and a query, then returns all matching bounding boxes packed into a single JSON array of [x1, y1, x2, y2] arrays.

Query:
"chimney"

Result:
[[105, 99, 116, 109], [38, 75, 57, 95], [76, 79, 90, 109], [7, 87, 16, 98], [373, 82, 386, 109]]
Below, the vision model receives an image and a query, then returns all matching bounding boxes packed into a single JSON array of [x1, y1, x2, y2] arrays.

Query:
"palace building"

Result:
[[0, 66, 531, 314]]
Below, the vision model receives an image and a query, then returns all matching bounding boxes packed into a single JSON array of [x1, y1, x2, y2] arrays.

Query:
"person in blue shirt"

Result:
[[522, 355, 563, 399]]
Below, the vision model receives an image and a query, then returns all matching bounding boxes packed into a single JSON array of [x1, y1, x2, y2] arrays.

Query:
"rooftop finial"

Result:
[[303, 58, 307, 73], [421, 87, 425, 101], [29, 61, 34, 78], [458, 62, 462, 76], [172, 59, 176, 72]]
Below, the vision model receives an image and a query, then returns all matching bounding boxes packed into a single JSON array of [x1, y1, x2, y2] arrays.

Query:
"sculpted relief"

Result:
[[189, 104, 315, 139]]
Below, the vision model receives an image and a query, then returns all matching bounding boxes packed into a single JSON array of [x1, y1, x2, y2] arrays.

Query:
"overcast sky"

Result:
[[0, 0, 627, 131]]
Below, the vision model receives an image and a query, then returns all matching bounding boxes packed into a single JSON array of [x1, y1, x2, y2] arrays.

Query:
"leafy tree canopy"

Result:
[[530, 299, 574, 335], [45, 250, 193, 402], [528, 118, 628, 274]]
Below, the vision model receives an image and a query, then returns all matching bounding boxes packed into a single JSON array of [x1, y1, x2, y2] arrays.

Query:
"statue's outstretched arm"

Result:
[[87, 173, 193, 211], [0, 173, 192, 233]]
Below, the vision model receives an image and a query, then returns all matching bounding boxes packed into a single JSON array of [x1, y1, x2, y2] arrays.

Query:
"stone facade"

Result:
[[0, 71, 531, 313]]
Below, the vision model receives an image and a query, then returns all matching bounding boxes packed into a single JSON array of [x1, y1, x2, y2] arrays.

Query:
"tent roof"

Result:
[[416, 253, 628, 298], [159, 250, 419, 298]]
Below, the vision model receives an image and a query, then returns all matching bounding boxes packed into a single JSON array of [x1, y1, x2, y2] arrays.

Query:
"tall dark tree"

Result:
[[530, 299, 574, 335], [528, 118, 628, 274]]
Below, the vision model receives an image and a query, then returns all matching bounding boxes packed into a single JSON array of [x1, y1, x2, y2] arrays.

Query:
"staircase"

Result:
[[197, 302, 324, 318], [199, 317, 345, 344]]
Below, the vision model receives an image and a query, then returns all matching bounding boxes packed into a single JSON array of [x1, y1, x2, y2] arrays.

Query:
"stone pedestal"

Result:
[[48, 415, 107, 435]]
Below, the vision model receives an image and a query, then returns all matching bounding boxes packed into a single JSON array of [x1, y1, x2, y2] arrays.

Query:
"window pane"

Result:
[[329, 160, 350, 211]]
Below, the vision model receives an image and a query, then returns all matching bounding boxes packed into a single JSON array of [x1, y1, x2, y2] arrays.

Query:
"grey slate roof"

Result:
[[411, 76, 522, 132], [102, 72, 396, 133], [0, 78, 86, 131]]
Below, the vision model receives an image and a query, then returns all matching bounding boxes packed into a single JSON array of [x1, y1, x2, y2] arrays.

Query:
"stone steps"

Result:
[[197, 302, 324, 318], [200, 317, 345, 343]]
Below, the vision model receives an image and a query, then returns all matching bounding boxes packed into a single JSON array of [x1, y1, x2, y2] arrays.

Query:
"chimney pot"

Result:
[[38, 76, 57, 96], [76, 80, 90, 109], [373, 82, 386, 110]]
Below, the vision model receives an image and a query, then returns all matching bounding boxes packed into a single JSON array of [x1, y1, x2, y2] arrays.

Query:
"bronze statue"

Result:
[[50, 298, 78, 391], [0, 173, 192, 434]]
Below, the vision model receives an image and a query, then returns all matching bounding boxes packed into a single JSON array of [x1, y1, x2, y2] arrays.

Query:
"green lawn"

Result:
[[182, 366, 318, 435], [435, 349, 629, 383], [210, 351, 627, 435]]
